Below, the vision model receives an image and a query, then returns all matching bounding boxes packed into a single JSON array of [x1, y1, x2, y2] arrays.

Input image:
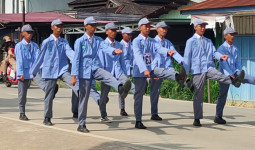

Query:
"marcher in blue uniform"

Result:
[[119, 27, 134, 116], [132, 18, 187, 129], [31, 19, 79, 126], [70, 17, 131, 132], [183, 19, 245, 127], [15, 24, 40, 121], [151, 21, 192, 121], [98, 24, 135, 122], [214, 27, 248, 124]]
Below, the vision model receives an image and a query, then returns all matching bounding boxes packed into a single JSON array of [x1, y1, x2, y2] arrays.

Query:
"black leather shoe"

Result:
[[214, 116, 226, 124], [193, 119, 202, 127], [120, 109, 128, 116], [232, 70, 245, 87], [73, 113, 78, 118], [135, 121, 147, 129], [151, 114, 162, 121], [19, 113, 29, 121], [118, 80, 131, 99], [43, 118, 53, 126], [77, 125, 89, 133]]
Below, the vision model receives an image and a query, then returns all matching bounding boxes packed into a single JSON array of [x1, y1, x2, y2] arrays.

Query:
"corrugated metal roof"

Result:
[[180, 0, 255, 11], [0, 12, 112, 24], [0, 12, 83, 24]]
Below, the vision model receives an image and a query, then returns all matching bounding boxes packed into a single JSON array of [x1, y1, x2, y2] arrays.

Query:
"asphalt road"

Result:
[[0, 83, 255, 150]]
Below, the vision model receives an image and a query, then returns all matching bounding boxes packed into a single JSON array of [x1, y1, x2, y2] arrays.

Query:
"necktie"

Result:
[[89, 37, 93, 44], [200, 37, 204, 47], [111, 42, 115, 48], [28, 44, 31, 52], [161, 39, 165, 47]]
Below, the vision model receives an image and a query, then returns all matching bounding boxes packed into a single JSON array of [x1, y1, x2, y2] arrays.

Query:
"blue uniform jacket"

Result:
[[183, 34, 220, 75], [120, 39, 133, 76], [154, 35, 183, 70], [31, 34, 74, 79], [71, 34, 115, 79], [215, 41, 242, 75], [132, 34, 169, 77], [98, 38, 126, 79], [15, 39, 40, 79]]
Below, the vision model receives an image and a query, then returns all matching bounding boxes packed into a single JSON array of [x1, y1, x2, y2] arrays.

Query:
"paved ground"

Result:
[[0, 83, 255, 150]]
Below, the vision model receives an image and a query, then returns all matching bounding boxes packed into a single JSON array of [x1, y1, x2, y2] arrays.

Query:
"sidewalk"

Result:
[[0, 83, 255, 150]]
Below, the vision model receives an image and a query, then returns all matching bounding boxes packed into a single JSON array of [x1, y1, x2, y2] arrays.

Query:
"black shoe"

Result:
[[193, 119, 202, 127], [118, 80, 131, 99], [43, 118, 53, 126], [135, 121, 147, 129], [151, 114, 162, 121], [19, 113, 29, 121], [73, 113, 78, 118], [176, 65, 186, 88], [77, 125, 89, 133], [120, 109, 128, 116], [185, 78, 194, 91], [232, 70, 245, 87], [214, 116, 226, 124], [53, 84, 59, 99]]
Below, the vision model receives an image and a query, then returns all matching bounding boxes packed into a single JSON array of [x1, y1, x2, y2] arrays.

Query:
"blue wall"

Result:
[[227, 35, 255, 101]]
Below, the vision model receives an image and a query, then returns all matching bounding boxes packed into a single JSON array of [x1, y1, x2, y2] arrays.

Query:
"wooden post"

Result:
[[207, 79, 211, 103]]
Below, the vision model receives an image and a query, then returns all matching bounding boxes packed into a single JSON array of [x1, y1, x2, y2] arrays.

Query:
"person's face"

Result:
[[85, 23, 96, 34], [106, 29, 117, 39], [157, 27, 168, 37], [22, 31, 33, 41], [51, 24, 63, 35], [122, 33, 132, 42], [194, 24, 206, 36], [224, 33, 235, 44], [139, 23, 151, 36]]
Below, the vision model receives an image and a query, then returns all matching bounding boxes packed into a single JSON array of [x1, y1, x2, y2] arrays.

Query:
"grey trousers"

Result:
[[79, 68, 122, 120], [78, 79, 91, 125], [150, 78, 163, 116], [134, 67, 177, 121], [99, 73, 132, 118], [216, 72, 255, 118], [193, 68, 232, 119], [44, 79, 57, 118], [118, 73, 135, 109], [18, 79, 31, 114], [72, 80, 101, 114]]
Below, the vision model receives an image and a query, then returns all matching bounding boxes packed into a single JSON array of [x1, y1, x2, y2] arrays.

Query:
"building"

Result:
[[180, 0, 255, 101]]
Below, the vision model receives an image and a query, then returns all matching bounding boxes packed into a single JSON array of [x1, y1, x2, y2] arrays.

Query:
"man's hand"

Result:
[[114, 49, 123, 55], [168, 50, 175, 57], [221, 55, 228, 61], [144, 70, 150, 78], [20, 75, 24, 81], [153, 78, 159, 80], [71, 76, 76, 86]]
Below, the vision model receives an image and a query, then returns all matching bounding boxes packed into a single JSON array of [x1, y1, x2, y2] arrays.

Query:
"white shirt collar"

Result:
[[23, 39, 31, 45], [122, 40, 129, 47], [107, 37, 115, 44], [85, 32, 94, 39], [225, 41, 233, 50], [195, 33, 203, 39], [140, 34, 148, 41], [51, 34, 60, 42]]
